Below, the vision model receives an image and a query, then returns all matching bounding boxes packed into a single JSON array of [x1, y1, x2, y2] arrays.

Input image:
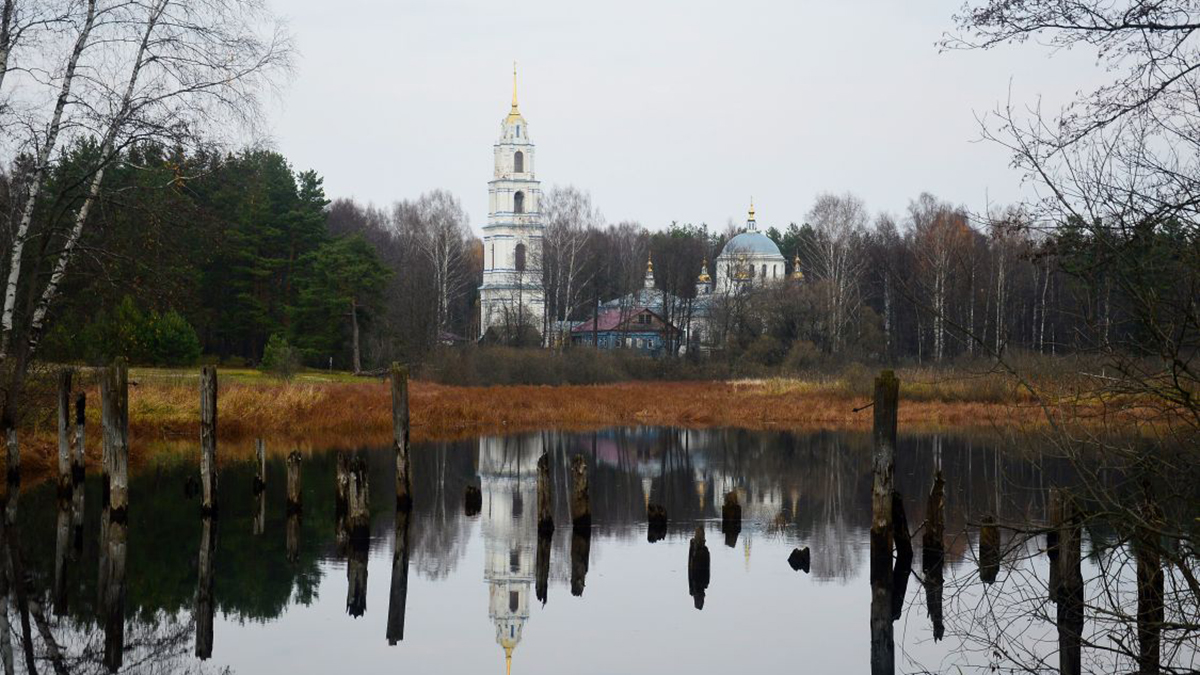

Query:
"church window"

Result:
[[510, 550, 519, 572], [514, 191, 525, 214], [749, 263, 755, 278], [514, 150, 524, 173], [490, 243, 495, 269], [516, 125, 520, 138], [762, 264, 767, 279], [515, 243, 527, 271], [509, 591, 519, 612]]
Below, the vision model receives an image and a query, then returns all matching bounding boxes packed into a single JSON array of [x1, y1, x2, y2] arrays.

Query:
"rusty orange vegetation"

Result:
[[6, 376, 1131, 480]]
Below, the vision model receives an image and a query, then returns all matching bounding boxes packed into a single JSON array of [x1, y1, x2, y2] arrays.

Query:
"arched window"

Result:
[[514, 191, 525, 214], [761, 264, 767, 279], [514, 150, 524, 173], [749, 263, 756, 278], [515, 242, 527, 271]]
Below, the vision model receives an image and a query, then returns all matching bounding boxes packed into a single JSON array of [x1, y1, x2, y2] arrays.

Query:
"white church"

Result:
[[478, 71, 800, 347]]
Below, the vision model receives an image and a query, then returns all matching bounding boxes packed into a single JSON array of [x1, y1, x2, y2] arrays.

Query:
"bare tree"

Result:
[[540, 185, 600, 348], [803, 192, 868, 353], [411, 190, 470, 336]]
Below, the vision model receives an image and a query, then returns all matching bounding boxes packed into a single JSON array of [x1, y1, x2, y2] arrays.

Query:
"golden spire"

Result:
[[748, 197, 755, 221], [505, 645, 513, 675], [505, 62, 524, 124], [791, 253, 804, 280]]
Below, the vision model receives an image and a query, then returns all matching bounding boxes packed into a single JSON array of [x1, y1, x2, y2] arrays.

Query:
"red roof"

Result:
[[572, 307, 661, 333]]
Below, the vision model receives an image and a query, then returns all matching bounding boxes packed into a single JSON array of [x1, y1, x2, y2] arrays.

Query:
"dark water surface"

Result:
[[0, 428, 1188, 673]]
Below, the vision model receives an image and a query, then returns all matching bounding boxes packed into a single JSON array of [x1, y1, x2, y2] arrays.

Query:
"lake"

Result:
[[0, 427, 1189, 674]]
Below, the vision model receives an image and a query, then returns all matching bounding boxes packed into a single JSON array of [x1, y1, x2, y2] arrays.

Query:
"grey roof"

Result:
[[721, 231, 782, 257]]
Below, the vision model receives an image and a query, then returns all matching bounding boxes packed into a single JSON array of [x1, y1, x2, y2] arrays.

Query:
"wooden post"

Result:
[[1052, 488, 1084, 675], [647, 503, 668, 543], [53, 499, 72, 615], [195, 516, 216, 659], [335, 451, 350, 516], [463, 484, 482, 516], [391, 363, 412, 511], [253, 439, 266, 493], [536, 452, 554, 534], [787, 546, 811, 573], [922, 470, 946, 641], [1136, 492, 1163, 675], [199, 366, 218, 516], [253, 489, 265, 536], [286, 512, 300, 563], [979, 514, 1000, 584], [56, 369, 73, 493], [570, 528, 590, 597], [870, 369, 899, 675], [72, 392, 85, 484], [386, 509, 411, 645], [98, 508, 127, 672], [687, 525, 710, 610], [535, 531, 551, 605], [346, 541, 368, 618], [569, 454, 590, 531], [346, 456, 370, 546], [100, 358, 129, 519], [286, 451, 302, 514], [722, 490, 742, 546]]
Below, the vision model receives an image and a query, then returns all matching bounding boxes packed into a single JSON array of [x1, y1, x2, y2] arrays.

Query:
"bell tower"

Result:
[[479, 64, 545, 340]]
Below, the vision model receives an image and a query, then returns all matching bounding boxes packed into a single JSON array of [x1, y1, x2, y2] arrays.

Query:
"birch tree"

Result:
[[803, 192, 868, 353], [541, 185, 599, 348], [412, 190, 470, 336]]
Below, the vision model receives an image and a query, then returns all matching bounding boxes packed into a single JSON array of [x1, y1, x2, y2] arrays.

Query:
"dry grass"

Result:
[[4, 365, 1149, 482]]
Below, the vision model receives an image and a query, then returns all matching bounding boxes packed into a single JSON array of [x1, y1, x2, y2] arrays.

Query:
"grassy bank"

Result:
[[3, 364, 1153, 480]]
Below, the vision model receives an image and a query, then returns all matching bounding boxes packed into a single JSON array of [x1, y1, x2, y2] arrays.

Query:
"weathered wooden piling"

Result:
[[386, 509, 411, 645], [721, 490, 741, 531], [922, 470, 946, 642], [253, 489, 265, 536], [286, 512, 300, 563], [870, 369, 899, 675], [346, 542, 368, 618], [570, 529, 590, 597], [464, 484, 482, 516], [72, 392, 86, 483], [535, 531, 551, 605], [100, 358, 129, 518], [286, 451, 303, 514], [335, 451, 350, 515], [687, 525, 710, 610], [56, 368, 73, 493], [1136, 492, 1163, 675], [98, 508, 127, 672], [253, 439, 266, 494], [1051, 488, 1083, 675], [195, 516, 217, 659], [199, 366, 218, 516], [536, 452, 553, 534], [647, 503, 668, 543], [787, 546, 811, 573], [391, 363, 412, 511], [53, 498, 72, 615], [979, 514, 1000, 584], [570, 454, 590, 531], [345, 456, 370, 546]]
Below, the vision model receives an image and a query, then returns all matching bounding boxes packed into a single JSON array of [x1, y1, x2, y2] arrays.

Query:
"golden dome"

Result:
[[791, 253, 804, 280], [697, 257, 711, 283]]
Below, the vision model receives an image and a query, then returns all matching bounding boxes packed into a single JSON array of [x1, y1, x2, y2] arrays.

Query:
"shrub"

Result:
[[260, 333, 301, 379], [144, 309, 201, 366], [783, 339, 822, 374]]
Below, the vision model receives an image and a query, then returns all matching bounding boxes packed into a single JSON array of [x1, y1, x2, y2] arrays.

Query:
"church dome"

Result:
[[722, 231, 781, 257]]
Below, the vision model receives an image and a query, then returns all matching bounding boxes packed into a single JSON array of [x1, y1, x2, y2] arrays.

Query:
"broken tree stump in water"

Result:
[[345, 455, 370, 547], [199, 366, 218, 516], [100, 358, 129, 520], [195, 516, 216, 659], [335, 452, 350, 516], [286, 451, 303, 515], [346, 541, 368, 618], [688, 525, 710, 610], [721, 490, 742, 547], [72, 392, 85, 484], [537, 452, 553, 534], [570, 529, 590, 597], [464, 484, 482, 516], [1051, 488, 1084, 675], [387, 509, 411, 644], [922, 469, 946, 642], [979, 514, 1000, 584], [253, 439, 266, 494], [891, 491, 913, 622], [536, 531, 551, 606], [392, 363, 412, 511], [870, 370, 899, 675], [647, 503, 667, 543], [787, 547, 811, 573], [56, 368, 73, 495], [570, 454, 590, 531]]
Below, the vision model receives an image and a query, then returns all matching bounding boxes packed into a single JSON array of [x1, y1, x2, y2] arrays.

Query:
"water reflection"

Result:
[[0, 427, 1190, 673]]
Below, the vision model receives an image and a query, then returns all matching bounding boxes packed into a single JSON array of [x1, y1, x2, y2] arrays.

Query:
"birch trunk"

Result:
[[0, 0, 98, 359]]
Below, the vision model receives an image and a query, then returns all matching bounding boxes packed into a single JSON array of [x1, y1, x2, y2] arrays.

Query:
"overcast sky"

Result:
[[264, 0, 1100, 235]]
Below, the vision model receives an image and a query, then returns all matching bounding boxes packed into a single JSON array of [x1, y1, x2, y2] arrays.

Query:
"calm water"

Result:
[[0, 428, 1188, 674]]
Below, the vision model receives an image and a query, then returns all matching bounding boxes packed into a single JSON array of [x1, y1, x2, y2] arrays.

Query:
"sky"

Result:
[[264, 0, 1102, 235]]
